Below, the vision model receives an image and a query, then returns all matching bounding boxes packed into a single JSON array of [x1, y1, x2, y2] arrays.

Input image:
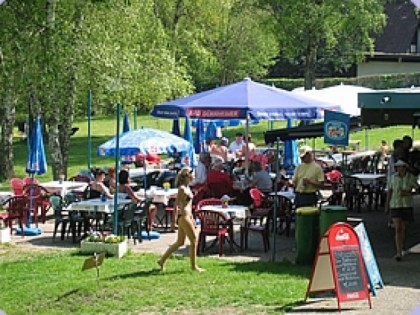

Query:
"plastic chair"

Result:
[[117, 202, 138, 244], [160, 197, 176, 231], [195, 209, 233, 257], [23, 177, 38, 186], [132, 198, 154, 242], [2, 196, 29, 237], [9, 178, 24, 196], [49, 196, 69, 241], [240, 207, 272, 252], [23, 184, 51, 224]]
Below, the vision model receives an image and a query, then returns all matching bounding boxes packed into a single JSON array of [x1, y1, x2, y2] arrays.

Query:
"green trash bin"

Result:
[[319, 205, 348, 237], [295, 206, 319, 265]]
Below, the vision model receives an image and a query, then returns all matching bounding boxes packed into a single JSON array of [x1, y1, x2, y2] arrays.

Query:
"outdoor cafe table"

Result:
[[41, 181, 88, 197], [351, 173, 386, 186], [67, 198, 131, 214], [269, 190, 295, 201], [200, 204, 250, 249], [129, 168, 170, 179], [136, 188, 178, 205]]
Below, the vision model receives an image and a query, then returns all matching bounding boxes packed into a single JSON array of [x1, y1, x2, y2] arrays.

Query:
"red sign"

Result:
[[306, 223, 372, 311], [186, 108, 241, 118]]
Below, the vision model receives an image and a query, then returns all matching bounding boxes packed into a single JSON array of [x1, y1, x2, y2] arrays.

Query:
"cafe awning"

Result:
[[358, 88, 420, 127]]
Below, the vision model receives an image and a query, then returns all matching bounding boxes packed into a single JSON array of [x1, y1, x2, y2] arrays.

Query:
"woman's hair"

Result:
[[108, 166, 115, 177], [175, 167, 192, 187], [118, 170, 130, 185]]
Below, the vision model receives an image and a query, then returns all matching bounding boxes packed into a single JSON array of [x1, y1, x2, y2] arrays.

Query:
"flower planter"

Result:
[[0, 228, 11, 244], [80, 240, 128, 258]]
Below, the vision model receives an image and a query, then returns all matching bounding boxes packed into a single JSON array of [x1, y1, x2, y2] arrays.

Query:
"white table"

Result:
[[68, 198, 131, 214], [351, 173, 386, 186], [136, 188, 178, 205], [0, 192, 13, 204], [129, 168, 170, 178], [200, 204, 250, 220], [269, 190, 295, 201], [41, 181, 88, 197]]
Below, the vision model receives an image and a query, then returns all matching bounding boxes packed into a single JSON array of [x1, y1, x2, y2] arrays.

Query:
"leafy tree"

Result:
[[260, 0, 386, 89]]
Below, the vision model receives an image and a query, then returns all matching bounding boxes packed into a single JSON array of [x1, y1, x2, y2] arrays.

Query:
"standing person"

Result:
[[293, 146, 324, 208], [158, 167, 205, 272], [385, 160, 419, 261], [229, 132, 244, 157], [402, 135, 419, 176]]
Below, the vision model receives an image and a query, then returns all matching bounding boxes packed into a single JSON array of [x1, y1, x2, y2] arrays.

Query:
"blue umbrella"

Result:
[[19, 116, 46, 235], [194, 119, 205, 154], [183, 117, 196, 167], [205, 121, 218, 140], [151, 78, 340, 120], [98, 127, 193, 157], [283, 119, 300, 174], [171, 119, 181, 136], [122, 112, 131, 133]]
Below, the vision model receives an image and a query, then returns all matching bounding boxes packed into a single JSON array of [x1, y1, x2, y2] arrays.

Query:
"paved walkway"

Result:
[[6, 195, 420, 314]]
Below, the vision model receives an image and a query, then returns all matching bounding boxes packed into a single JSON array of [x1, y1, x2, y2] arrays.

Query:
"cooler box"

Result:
[[295, 206, 319, 265]]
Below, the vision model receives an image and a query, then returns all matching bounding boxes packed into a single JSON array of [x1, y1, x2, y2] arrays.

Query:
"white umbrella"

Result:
[[293, 83, 374, 116]]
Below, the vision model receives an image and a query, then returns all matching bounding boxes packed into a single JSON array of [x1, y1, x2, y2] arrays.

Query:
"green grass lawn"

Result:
[[4, 114, 418, 188], [0, 247, 310, 314]]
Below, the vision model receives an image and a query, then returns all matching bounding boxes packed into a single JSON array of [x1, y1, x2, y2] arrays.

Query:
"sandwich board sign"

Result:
[[306, 223, 372, 311], [354, 222, 384, 296]]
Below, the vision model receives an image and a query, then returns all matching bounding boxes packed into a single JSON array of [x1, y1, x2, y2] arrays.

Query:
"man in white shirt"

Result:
[[229, 132, 244, 156], [191, 152, 211, 187]]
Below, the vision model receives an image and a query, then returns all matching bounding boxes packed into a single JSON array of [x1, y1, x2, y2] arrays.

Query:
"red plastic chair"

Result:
[[196, 198, 223, 211], [195, 210, 233, 257], [23, 177, 38, 186], [9, 178, 24, 196], [249, 188, 265, 208], [23, 184, 51, 224], [2, 196, 29, 237]]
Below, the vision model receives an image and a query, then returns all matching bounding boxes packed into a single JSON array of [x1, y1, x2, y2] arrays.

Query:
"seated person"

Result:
[[241, 134, 256, 157], [248, 161, 273, 194], [118, 170, 157, 231], [106, 166, 116, 194], [210, 139, 228, 162], [89, 169, 113, 199], [206, 161, 242, 198]]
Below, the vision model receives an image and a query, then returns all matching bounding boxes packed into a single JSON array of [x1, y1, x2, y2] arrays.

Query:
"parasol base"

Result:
[[16, 227, 43, 236], [140, 231, 160, 240]]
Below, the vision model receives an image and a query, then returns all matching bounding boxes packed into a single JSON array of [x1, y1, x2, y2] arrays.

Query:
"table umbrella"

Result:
[[19, 116, 46, 235], [122, 112, 131, 133], [282, 119, 300, 174], [171, 119, 181, 136], [194, 119, 205, 154], [183, 117, 196, 167], [98, 127, 193, 158], [205, 121, 218, 140]]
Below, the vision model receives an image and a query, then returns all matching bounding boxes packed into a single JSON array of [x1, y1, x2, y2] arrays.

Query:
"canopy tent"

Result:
[[292, 84, 373, 117], [358, 87, 420, 127], [150, 78, 340, 120], [264, 116, 363, 143]]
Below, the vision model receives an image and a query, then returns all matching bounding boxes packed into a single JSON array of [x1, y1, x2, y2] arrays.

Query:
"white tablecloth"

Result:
[[0, 192, 13, 204], [269, 190, 295, 201], [351, 173, 386, 186], [42, 181, 88, 197], [136, 188, 177, 205], [68, 198, 131, 214], [200, 205, 249, 219]]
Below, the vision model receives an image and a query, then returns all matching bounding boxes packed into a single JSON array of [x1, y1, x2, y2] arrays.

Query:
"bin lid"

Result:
[[296, 206, 319, 215], [320, 205, 347, 212]]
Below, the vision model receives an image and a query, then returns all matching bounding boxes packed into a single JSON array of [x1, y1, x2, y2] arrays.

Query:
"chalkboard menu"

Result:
[[334, 248, 364, 294]]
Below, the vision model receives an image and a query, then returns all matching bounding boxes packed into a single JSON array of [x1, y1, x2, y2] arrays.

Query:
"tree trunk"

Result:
[[304, 36, 318, 90], [1, 93, 16, 180]]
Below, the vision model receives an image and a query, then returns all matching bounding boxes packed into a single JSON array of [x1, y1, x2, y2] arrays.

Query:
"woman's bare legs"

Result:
[[393, 218, 406, 259], [148, 205, 157, 231], [158, 216, 205, 272]]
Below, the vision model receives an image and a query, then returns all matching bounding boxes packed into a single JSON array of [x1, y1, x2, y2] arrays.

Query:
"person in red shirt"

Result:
[[207, 161, 242, 198]]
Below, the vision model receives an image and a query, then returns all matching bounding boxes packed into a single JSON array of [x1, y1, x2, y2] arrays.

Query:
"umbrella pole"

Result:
[[134, 106, 138, 129], [271, 137, 280, 262], [245, 111, 249, 176], [88, 89, 92, 170], [27, 174, 35, 228], [113, 103, 121, 235]]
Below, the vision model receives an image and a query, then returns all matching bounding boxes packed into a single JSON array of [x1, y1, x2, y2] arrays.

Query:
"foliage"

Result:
[[85, 231, 125, 243], [0, 248, 309, 314]]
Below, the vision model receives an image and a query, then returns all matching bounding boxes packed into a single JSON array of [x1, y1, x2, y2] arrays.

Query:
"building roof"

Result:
[[374, 3, 418, 54]]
